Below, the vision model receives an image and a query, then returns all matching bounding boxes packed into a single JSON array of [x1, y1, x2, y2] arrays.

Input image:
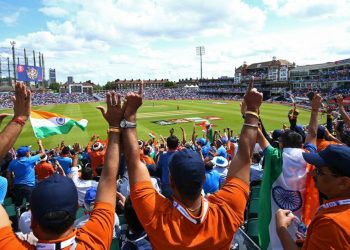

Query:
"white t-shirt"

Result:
[[18, 210, 32, 234], [69, 167, 98, 206]]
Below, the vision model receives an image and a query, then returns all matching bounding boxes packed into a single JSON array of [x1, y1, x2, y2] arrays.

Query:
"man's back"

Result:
[[130, 177, 248, 250], [0, 202, 115, 250], [8, 156, 39, 186], [158, 151, 175, 185], [56, 155, 72, 175]]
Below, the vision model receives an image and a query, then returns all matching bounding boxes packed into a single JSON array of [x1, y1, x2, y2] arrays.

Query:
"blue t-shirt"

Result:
[[157, 151, 175, 185], [203, 169, 221, 194], [8, 154, 41, 186], [0, 176, 8, 204], [55, 156, 73, 175]]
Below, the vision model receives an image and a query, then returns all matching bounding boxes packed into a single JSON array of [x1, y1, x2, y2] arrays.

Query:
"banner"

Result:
[[17, 65, 43, 82]]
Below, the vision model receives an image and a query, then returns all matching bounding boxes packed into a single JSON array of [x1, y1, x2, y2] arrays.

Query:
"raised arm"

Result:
[[336, 95, 350, 127], [180, 126, 187, 145], [0, 82, 31, 160], [121, 83, 150, 187], [95, 92, 123, 205], [37, 139, 45, 156], [226, 80, 263, 184], [305, 93, 322, 145]]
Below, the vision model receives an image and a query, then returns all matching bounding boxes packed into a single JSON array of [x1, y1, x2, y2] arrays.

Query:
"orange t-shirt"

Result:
[[302, 198, 350, 250], [316, 139, 338, 152], [130, 177, 249, 250], [35, 162, 55, 181], [87, 140, 107, 176], [0, 202, 115, 250], [141, 155, 155, 165]]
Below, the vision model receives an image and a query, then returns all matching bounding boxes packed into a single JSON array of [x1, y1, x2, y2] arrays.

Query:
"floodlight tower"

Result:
[[10, 41, 16, 83], [196, 46, 205, 80]]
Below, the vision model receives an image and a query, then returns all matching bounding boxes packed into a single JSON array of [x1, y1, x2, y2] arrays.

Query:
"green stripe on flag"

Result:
[[33, 120, 87, 139], [258, 146, 283, 250]]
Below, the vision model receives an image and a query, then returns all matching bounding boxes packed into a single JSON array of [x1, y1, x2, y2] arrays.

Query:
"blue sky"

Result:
[[1, 0, 350, 84]]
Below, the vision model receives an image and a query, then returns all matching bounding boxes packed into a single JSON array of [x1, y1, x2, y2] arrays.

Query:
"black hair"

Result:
[[252, 152, 261, 163], [176, 182, 203, 201], [205, 161, 214, 171], [280, 130, 303, 148], [167, 135, 179, 150], [143, 147, 150, 156], [81, 166, 93, 180], [39, 211, 75, 235], [124, 196, 144, 234], [96, 165, 103, 176], [61, 146, 70, 155]]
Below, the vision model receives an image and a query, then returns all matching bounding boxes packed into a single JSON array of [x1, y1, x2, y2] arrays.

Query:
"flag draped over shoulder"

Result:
[[30, 110, 88, 139], [258, 146, 319, 250]]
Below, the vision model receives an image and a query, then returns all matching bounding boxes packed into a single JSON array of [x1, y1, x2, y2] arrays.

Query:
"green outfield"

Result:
[[1, 100, 322, 150]]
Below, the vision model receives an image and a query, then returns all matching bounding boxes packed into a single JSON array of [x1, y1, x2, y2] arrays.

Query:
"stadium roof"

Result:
[[291, 58, 350, 71], [247, 59, 293, 69]]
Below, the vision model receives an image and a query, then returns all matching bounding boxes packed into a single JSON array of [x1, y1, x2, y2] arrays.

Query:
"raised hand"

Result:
[[73, 143, 81, 153], [311, 93, 322, 111], [336, 94, 344, 107], [12, 82, 31, 121], [244, 77, 263, 112], [123, 81, 144, 121], [96, 91, 126, 127]]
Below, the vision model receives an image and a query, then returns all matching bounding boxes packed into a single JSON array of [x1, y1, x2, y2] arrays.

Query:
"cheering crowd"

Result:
[[0, 82, 349, 250]]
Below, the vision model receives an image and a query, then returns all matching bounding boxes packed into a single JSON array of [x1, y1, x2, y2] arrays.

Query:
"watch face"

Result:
[[120, 119, 126, 128]]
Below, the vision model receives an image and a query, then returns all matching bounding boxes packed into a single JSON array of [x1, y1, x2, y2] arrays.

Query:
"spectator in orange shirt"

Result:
[[0, 90, 124, 250], [141, 145, 155, 165], [276, 144, 350, 249], [316, 125, 340, 152], [87, 135, 107, 176], [121, 80, 262, 249], [35, 155, 55, 182]]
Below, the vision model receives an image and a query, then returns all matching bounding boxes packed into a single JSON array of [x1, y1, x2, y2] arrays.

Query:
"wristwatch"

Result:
[[120, 119, 137, 128]]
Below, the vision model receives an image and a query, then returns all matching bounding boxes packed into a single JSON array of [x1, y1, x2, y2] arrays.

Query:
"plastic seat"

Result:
[[5, 204, 16, 217], [248, 198, 259, 219], [3, 197, 13, 206], [250, 187, 260, 199], [110, 238, 120, 250], [246, 218, 259, 245], [75, 207, 85, 219]]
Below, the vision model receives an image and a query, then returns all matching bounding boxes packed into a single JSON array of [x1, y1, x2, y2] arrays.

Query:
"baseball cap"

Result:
[[169, 149, 205, 193], [84, 186, 97, 205], [17, 146, 30, 157], [31, 174, 78, 228], [272, 129, 283, 141], [317, 125, 326, 139], [217, 146, 227, 158], [197, 138, 206, 146], [303, 144, 350, 177]]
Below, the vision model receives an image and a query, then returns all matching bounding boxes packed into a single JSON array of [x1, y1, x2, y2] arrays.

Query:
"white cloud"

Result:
[[263, 0, 350, 20], [39, 7, 68, 17], [2, 0, 349, 85], [1, 8, 26, 26]]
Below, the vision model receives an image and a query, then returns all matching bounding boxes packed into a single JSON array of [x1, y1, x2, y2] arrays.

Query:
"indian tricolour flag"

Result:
[[258, 147, 319, 250], [30, 110, 88, 139]]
